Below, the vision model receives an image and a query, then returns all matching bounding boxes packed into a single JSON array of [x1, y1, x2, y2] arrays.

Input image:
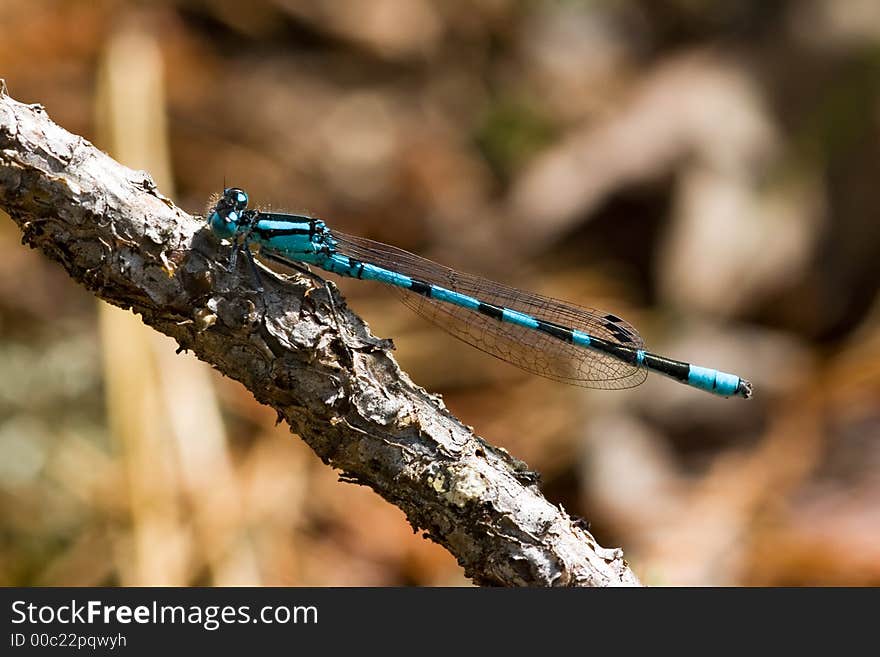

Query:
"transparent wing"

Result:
[[331, 231, 648, 390]]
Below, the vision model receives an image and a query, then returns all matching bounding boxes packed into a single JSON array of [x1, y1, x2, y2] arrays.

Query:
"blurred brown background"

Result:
[[1, 0, 879, 586]]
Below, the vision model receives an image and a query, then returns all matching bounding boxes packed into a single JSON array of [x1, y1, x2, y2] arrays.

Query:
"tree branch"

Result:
[[0, 82, 640, 586]]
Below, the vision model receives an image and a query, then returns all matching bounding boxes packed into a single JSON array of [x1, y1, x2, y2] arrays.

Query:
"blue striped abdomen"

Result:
[[316, 254, 748, 398]]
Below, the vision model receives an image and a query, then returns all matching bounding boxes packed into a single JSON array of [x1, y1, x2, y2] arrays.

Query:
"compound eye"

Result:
[[222, 187, 248, 211], [223, 187, 248, 202]]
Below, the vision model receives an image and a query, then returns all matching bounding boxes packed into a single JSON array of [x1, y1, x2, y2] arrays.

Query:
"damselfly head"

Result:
[[221, 187, 249, 212], [207, 187, 250, 239]]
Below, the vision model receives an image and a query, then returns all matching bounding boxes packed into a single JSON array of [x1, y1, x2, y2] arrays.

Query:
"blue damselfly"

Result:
[[207, 188, 752, 398]]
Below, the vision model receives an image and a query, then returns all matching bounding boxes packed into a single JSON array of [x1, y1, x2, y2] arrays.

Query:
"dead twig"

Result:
[[0, 82, 640, 586]]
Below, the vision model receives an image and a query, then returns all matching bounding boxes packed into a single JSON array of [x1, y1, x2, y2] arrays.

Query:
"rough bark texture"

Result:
[[0, 82, 641, 586]]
